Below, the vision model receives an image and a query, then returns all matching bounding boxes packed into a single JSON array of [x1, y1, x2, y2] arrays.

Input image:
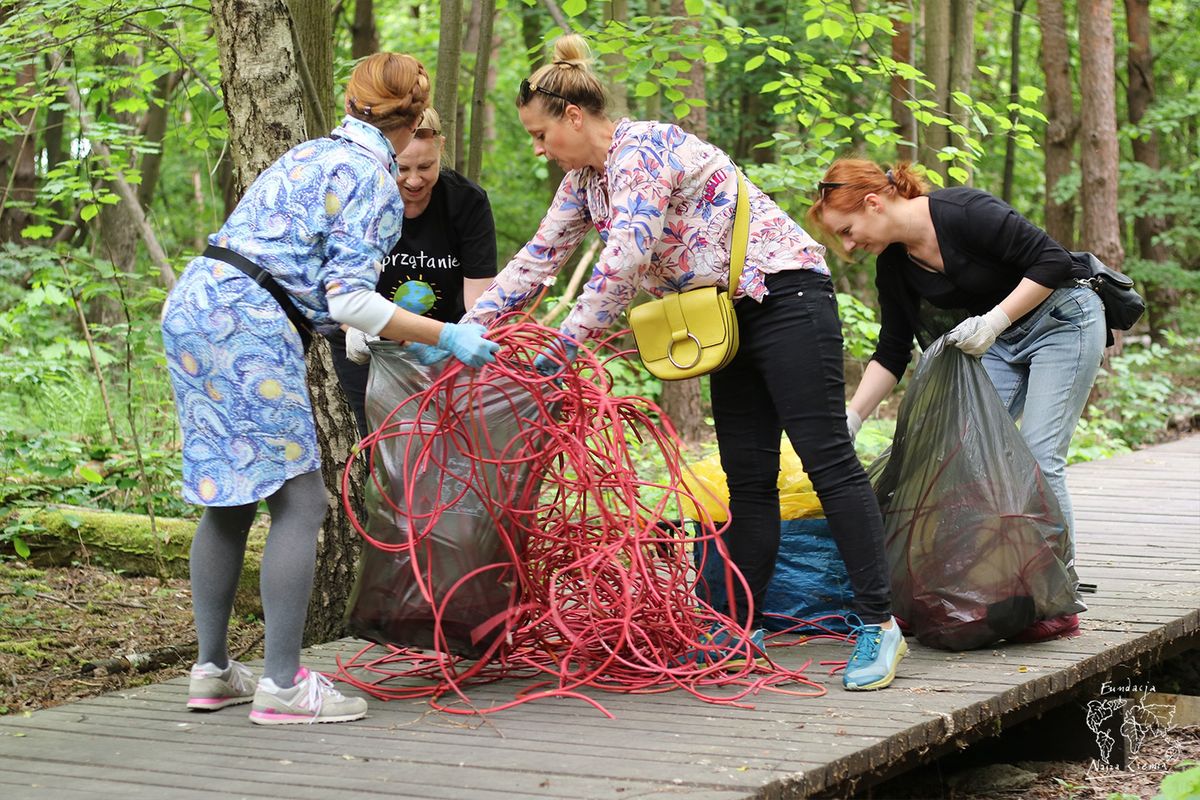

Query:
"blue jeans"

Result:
[[982, 285, 1105, 567], [710, 269, 892, 625]]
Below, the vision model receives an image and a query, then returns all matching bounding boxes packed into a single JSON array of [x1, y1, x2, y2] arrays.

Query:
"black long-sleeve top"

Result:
[[871, 187, 1091, 379]]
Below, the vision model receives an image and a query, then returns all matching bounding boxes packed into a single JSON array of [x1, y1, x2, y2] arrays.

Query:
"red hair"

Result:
[[806, 159, 928, 242]]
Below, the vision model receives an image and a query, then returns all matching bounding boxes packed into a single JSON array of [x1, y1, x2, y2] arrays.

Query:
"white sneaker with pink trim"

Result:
[[186, 660, 256, 711], [248, 667, 367, 725]]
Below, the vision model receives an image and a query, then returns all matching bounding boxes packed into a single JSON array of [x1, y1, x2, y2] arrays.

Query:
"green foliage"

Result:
[[836, 292, 880, 361], [1155, 763, 1200, 800], [1087, 333, 1200, 449]]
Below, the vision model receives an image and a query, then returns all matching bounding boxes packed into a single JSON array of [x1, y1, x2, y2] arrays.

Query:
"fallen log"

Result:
[[81, 642, 199, 676], [9, 505, 265, 616]]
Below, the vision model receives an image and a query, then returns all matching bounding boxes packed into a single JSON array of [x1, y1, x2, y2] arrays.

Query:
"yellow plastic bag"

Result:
[[681, 441, 823, 522]]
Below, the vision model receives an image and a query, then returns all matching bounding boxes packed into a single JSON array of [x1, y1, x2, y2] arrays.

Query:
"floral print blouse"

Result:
[[463, 119, 828, 343]]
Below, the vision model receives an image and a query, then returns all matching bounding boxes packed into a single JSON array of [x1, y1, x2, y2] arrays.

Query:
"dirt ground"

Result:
[[0, 560, 263, 714]]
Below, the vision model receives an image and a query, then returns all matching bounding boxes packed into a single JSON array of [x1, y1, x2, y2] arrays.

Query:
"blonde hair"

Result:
[[806, 159, 929, 242], [345, 52, 430, 131], [518, 34, 607, 117]]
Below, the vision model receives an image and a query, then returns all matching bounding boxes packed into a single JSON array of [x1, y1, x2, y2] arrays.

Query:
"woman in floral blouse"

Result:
[[460, 34, 905, 691]]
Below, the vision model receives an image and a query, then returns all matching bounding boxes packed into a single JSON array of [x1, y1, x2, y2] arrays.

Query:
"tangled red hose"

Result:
[[334, 317, 841, 716]]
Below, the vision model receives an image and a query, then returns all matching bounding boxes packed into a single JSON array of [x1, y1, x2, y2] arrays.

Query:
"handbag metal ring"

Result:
[[667, 333, 703, 369]]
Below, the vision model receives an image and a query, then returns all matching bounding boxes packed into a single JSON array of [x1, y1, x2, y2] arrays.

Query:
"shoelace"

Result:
[[847, 622, 883, 666], [298, 670, 341, 723]]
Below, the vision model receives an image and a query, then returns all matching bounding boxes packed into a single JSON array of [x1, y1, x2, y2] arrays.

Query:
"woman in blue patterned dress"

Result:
[[459, 35, 905, 691], [161, 53, 498, 726]]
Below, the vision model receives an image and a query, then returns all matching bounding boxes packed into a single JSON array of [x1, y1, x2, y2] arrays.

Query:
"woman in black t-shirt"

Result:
[[808, 158, 1106, 643], [331, 108, 498, 437]]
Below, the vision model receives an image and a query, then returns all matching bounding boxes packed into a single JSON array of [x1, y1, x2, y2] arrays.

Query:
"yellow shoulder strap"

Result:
[[729, 169, 749, 296]]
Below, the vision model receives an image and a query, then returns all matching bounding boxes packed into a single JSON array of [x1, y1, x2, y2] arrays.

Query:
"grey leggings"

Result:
[[191, 469, 329, 687]]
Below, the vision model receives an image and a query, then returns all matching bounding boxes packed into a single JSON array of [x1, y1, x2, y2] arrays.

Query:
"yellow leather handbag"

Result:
[[629, 169, 749, 381]]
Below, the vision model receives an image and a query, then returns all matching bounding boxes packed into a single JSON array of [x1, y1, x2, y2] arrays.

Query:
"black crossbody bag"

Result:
[[1069, 251, 1146, 345], [203, 245, 314, 354]]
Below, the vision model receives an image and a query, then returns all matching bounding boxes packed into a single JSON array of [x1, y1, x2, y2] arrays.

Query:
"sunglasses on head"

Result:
[[414, 126, 440, 139], [817, 180, 845, 199], [519, 78, 572, 105]]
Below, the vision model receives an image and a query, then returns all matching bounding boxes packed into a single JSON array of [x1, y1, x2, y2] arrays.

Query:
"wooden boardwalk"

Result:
[[1, 437, 1197, 799]]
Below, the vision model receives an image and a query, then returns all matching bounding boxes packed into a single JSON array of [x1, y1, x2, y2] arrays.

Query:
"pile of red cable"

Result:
[[334, 318, 827, 717]]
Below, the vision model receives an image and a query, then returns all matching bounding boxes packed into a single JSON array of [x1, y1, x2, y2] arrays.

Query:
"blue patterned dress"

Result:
[[162, 117, 404, 506]]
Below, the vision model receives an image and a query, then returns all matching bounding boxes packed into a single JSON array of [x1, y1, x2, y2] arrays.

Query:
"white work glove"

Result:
[[846, 408, 863, 441], [945, 306, 1011, 357], [345, 327, 377, 365]]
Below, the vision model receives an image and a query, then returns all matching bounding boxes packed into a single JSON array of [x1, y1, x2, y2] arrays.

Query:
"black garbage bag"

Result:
[[346, 342, 556, 658], [867, 338, 1084, 651]]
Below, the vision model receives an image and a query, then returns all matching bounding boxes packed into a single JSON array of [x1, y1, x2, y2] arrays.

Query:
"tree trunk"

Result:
[[890, 8, 917, 162], [351, 0, 378, 58], [1124, 0, 1177, 338], [920, 0, 951, 179], [603, 0, 629, 118], [137, 71, 181, 209], [435, 0, 463, 166], [286, 0, 334, 138], [466, 0, 496, 184], [1037, 0, 1078, 248], [948, 0, 976, 182], [0, 36, 36, 243], [1002, 0, 1028, 203], [1078, 0, 1124, 271], [211, 0, 365, 644]]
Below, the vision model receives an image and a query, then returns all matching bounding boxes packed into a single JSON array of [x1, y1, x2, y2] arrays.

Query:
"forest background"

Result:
[[0, 0, 1198, 643]]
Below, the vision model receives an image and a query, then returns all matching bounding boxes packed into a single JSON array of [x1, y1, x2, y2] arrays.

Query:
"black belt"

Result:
[[203, 245, 313, 353]]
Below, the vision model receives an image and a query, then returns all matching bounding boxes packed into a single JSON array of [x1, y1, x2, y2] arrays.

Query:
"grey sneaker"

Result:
[[248, 667, 367, 725], [187, 660, 256, 711]]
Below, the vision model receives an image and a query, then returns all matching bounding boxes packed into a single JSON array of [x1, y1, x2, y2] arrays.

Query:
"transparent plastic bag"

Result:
[[868, 338, 1084, 651], [345, 342, 556, 658]]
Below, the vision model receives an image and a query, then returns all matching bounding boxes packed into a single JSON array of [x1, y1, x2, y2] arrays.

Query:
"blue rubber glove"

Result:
[[437, 322, 499, 367], [405, 341, 451, 365], [533, 340, 579, 378]]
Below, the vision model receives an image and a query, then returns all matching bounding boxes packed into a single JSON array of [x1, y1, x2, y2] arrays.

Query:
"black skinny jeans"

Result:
[[710, 268, 892, 626]]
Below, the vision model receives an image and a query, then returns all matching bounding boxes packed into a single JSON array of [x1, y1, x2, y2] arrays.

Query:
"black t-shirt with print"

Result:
[[375, 168, 498, 322]]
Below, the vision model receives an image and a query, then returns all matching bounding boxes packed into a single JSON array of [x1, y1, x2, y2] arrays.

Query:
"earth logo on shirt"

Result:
[[392, 279, 437, 315]]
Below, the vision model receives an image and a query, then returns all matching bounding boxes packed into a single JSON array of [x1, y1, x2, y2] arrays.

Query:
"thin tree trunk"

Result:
[[644, 0, 662, 121], [948, 0, 976, 181], [351, 0, 378, 58], [435, 0, 463, 166], [466, 0, 496, 184], [890, 6, 917, 162], [920, 0, 951, 179], [138, 71, 181, 209], [603, 0, 629, 118], [212, 0, 364, 644], [1037, 0, 1078, 248], [0, 45, 36, 242], [1002, 0, 1028, 203], [286, 0, 334, 138], [1124, 0, 1177, 338], [1078, 0, 1124, 271]]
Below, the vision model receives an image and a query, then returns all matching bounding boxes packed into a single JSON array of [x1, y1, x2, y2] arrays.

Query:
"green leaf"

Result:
[[12, 536, 30, 559], [685, 0, 704, 14], [947, 166, 970, 184], [744, 54, 765, 72], [20, 224, 53, 240], [562, 0, 586, 17], [77, 465, 104, 484], [767, 47, 790, 64], [673, 102, 691, 119], [806, 22, 822, 40], [1018, 85, 1044, 102], [52, 23, 73, 39], [822, 18, 844, 38], [635, 81, 658, 98], [703, 43, 727, 64], [80, 204, 99, 222], [811, 122, 835, 138]]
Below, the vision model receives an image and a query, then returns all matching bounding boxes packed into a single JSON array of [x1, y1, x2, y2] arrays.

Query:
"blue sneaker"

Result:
[[843, 617, 907, 690], [677, 622, 766, 668]]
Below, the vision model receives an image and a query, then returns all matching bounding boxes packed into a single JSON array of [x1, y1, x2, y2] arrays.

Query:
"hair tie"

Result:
[[885, 169, 896, 186], [349, 96, 373, 117], [553, 60, 575, 68]]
